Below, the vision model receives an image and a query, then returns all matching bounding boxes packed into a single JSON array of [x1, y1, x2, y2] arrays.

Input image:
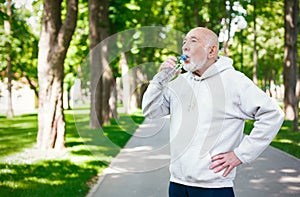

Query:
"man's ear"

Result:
[[208, 45, 218, 59]]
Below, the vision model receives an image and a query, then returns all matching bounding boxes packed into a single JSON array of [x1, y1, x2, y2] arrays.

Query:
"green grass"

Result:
[[244, 120, 300, 158], [0, 160, 99, 197], [0, 109, 144, 197], [0, 114, 37, 157], [270, 120, 300, 158]]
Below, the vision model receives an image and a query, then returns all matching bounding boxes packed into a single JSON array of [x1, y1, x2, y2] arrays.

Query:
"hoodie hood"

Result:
[[187, 56, 234, 81]]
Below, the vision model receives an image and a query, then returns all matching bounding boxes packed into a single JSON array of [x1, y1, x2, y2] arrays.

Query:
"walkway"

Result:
[[87, 117, 300, 197]]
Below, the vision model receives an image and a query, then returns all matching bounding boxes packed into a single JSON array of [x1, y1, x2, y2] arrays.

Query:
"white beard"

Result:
[[183, 58, 207, 72]]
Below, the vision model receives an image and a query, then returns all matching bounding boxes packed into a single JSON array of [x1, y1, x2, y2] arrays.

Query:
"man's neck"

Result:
[[193, 58, 217, 77]]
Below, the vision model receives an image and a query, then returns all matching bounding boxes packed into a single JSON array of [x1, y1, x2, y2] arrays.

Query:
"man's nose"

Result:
[[182, 43, 189, 52]]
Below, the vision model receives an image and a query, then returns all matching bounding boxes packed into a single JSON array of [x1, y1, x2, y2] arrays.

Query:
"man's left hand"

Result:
[[210, 152, 242, 177]]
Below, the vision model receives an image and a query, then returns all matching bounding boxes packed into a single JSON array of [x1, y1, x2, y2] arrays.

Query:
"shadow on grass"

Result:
[[0, 115, 38, 158], [66, 109, 145, 161], [0, 160, 104, 197], [0, 109, 145, 197], [271, 120, 300, 158], [244, 119, 300, 159]]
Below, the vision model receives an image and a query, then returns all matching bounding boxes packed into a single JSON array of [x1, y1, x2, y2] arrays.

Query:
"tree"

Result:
[[64, 0, 89, 110], [37, 0, 78, 149], [64, 71, 76, 109], [3, 0, 13, 118], [283, 0, 299, 131], [252, 0, 258, 85], [228, 0, 284, 89], [0, 0, 40, 101], [89, 0, 112, 128]]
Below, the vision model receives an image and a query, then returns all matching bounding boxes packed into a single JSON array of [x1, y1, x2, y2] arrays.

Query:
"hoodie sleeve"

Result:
[[234, 76, 284, 164], [142, 72, 171, 119]]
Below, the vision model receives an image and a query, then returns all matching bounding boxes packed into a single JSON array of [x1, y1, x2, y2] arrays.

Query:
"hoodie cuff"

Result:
[[233, 149, 248, 164]]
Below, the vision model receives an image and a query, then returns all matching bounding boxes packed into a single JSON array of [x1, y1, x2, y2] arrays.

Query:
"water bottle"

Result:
[[155, 55, 188, 84], [175, 55, 188, 71]]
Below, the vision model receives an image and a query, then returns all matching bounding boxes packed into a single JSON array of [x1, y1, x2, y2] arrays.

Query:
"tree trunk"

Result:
[[222, 0, 233, 57], [135, 67, 147, 108], [4, 0, 13, 118], [89, 0, 111, 128], [252, 0, 258, 85], [121, 52, 131, 114], [130, 67, 138, 113], [193, 0, 201, 26], [283, 0, 299, 131], [37, 0, 78, 149], [67, 87, 71, 110], [103, 71, 113, 123], [109, 76, 118, 119]]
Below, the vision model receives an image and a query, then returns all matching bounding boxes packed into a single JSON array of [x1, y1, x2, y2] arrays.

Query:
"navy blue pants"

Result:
[[169, 182, 235, 197]]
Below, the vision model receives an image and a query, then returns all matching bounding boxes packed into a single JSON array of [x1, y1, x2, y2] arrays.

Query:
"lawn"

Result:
[[0, 109, 144, 197], [244, 120, 300, 158], [270, 120, 300, 158], [0, 114, 37, 157]]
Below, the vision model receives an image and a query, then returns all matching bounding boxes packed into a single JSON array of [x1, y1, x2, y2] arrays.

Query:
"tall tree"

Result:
[[64, 0, 89, 110], [37, 0, 78, 149], [252, 0, 258, 85], [0, 0, 39, 104], [4, 0, 13, 118], [284, 0, 299, 131], [89, 0, 112, 128]]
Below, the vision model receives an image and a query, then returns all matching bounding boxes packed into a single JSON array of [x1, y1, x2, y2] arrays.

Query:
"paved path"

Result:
[[87, 117, 300, 197]]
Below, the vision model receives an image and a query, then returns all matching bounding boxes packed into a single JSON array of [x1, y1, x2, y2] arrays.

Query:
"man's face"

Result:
[[182, 29, 209, 72]]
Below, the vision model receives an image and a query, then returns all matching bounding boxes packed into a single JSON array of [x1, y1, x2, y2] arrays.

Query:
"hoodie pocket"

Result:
[[170, 150, 236, 184], [184, 151, 236, 183], [183, 152, 213, 182]]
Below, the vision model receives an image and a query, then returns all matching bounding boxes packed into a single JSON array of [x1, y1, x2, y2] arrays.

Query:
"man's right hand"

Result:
[[159, 56, 177, 71], [152, 56, 181, 85]]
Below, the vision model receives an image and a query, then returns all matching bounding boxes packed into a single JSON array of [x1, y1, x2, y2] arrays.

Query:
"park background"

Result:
[[0, 0, 299, 196]]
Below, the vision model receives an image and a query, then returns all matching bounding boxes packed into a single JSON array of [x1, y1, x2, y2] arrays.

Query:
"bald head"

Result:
[[186, 27, 219, 52]]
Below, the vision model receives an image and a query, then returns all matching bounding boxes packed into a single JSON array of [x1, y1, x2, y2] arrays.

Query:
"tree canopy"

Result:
[[0, 0, 299, 138]]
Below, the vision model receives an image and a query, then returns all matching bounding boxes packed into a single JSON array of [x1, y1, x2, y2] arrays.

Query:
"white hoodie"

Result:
[[142, 56, 284, 188]]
